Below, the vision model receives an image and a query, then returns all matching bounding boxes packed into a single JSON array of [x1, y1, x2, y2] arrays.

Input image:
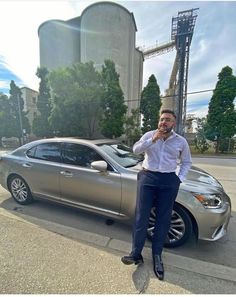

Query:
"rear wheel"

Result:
[[9, 175, 34, 205], [147, 203, 193, 248]]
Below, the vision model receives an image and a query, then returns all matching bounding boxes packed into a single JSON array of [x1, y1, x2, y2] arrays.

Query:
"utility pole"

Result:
[[17, 93, 24, 145]]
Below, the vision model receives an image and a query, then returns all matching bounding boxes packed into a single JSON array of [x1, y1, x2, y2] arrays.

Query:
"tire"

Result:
[[147, 203, 193, 248], [9, 175, 34, 205]]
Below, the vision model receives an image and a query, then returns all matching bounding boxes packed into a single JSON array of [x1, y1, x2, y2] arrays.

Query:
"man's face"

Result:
[[158, 112, 176, 133]]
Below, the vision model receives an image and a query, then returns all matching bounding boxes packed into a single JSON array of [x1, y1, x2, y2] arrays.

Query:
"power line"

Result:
[[187, 89, 214, 96], [124, 88, 214, 102]]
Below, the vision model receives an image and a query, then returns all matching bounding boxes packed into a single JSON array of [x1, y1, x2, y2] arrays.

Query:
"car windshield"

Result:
[[99, 143, 143, 168]]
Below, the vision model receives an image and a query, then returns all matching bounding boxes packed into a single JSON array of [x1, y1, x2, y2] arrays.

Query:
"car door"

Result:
[[59, 142, 122, 215], [24, 142, 62, 199]]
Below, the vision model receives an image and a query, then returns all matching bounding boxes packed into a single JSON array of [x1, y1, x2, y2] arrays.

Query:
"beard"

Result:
[[159, 126, 173, 133], [164, 127, 173, 133]]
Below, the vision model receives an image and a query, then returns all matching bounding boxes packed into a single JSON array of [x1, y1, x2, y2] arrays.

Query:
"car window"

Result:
[[26, 146, 37, 158], [99, 143, 143, 168], [26, 143, 61, 163], [62, 143, 104, 168]]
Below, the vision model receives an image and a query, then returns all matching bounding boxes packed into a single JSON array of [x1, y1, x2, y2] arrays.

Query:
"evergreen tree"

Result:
[[0, 93, 14, 146], [140, 74, 162, 133], [32, 67, 53, 137], [100, 60, 127, 138], [205, 66, 236, 153], [9, 81, 30, 145]]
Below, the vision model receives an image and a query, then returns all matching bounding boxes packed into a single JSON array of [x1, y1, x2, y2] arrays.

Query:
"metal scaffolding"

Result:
[[142, 41, 175, 59], [171, 8, 199, 135], [142, 8, 199, 135]]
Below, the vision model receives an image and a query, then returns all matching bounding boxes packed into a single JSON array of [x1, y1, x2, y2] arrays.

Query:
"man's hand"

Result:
[[152, 128, 167, 143]]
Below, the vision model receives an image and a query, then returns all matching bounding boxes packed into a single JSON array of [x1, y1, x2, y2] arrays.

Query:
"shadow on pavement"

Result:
[[132, 263, 150, 292]]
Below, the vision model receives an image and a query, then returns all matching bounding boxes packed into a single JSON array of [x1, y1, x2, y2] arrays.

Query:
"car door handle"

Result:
[[22, 163, 32, 168], [60, 171, 73, 177]]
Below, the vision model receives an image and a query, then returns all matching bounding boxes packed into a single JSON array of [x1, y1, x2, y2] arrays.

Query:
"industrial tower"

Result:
[[143, 8, 199, 135]]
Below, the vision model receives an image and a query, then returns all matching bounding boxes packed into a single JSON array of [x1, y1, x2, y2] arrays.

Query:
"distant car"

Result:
[[0, 138, 231, 248]]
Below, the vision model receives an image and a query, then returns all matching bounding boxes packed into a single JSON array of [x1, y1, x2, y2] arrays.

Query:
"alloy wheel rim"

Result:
[[148, 208, 186, 244], [11, 178, 28, 202]]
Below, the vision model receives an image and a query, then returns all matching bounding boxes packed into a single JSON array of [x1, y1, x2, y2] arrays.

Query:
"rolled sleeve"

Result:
[[133, 132, 154, 154]]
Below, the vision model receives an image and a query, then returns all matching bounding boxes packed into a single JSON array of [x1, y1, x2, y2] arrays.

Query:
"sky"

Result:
[[0, 0, 236, 118]]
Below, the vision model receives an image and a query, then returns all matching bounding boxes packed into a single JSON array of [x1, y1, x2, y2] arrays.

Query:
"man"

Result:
[[121, 109, 192, 280]]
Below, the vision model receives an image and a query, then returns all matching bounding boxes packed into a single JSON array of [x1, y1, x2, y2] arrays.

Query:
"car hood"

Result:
[[130, 163, 223, 193], [186, 165, 222, 187]]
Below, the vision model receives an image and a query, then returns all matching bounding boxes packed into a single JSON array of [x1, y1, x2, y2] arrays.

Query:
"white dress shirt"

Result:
[[133, 130, 192, 182]]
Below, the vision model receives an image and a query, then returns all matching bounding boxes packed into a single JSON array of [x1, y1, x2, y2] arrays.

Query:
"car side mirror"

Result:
[[91, 160, 108, 172]]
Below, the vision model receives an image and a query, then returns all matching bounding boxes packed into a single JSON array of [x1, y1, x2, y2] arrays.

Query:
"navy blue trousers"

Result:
[[131, 170, 181, 257]]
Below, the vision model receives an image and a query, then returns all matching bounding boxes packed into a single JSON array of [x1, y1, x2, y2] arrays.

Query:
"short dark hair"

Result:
[[161, 109, 176, 119]]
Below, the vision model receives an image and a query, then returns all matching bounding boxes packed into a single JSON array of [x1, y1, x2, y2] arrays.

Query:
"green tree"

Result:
[[140, 74, 162, 133], [205, 66, 236, 153], [0, 93, 14, 146], [9, 81, 30, 145], [100, 60, 127, 138], [124, 108, 142, 146], [32, 67, 53, 137], [49, 62, 103, 137], [194, 118, 209, 153]]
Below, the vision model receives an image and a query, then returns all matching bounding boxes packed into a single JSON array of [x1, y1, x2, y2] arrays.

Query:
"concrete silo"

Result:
[[80, 2, 143, 115], [38, 2, 143, 115], [38, 18, 81, 70]]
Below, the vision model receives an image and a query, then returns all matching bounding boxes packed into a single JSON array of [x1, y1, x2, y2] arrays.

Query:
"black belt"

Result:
[[142, 168, 174, 174], [142, 168, 152, 172]]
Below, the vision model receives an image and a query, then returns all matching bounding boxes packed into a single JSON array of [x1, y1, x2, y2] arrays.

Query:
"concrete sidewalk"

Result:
[[0, 208, 236, 294]]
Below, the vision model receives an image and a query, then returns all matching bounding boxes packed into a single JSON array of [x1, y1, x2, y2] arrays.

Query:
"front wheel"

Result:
[[9, 175, 34, 205], [147, 204, 193, 248]]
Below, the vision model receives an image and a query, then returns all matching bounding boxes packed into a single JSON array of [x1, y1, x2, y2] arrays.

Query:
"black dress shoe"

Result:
[[121, 254, 144, 265], [153, 254, 164, 280]]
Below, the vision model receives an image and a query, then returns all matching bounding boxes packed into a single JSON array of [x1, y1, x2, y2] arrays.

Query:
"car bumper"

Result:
[[197, 202, 231, 241]]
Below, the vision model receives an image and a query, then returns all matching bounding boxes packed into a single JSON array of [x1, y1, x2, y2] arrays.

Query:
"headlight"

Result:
[[192, 193, 222, 209]]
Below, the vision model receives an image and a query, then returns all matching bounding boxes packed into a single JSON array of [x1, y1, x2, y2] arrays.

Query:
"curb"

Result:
[[1, 207, 236, 284], [192, 155, 236, 159]]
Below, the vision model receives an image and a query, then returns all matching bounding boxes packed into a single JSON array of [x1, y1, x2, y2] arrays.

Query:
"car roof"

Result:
[[43, 137, 118, 144], [18, 137, 120, 149]]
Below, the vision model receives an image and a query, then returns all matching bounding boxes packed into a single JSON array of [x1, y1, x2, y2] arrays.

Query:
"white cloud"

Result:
[[191, 39, 209, 65], [0, 80, 10, 89], [187, 105, 208, 119]]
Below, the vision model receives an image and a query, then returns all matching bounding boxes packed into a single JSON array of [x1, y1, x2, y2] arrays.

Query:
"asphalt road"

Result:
[[172, 157, 236, 268], [193, 157, 236, 211]]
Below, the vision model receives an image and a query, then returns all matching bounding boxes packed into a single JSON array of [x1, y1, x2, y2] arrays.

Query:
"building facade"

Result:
[[21, 87, 38, 133], [38, 1, 143, 115]]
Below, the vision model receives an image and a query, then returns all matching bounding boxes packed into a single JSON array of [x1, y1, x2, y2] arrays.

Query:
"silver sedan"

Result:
[[0, 138, 231, 248]]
